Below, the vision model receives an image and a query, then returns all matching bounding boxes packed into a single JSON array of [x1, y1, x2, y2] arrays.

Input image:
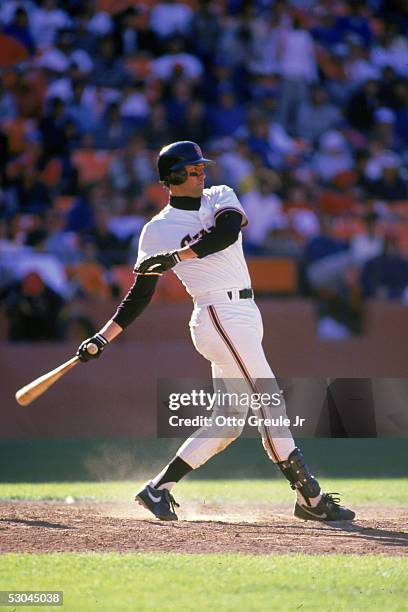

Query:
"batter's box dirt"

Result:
[[0, 501, 407, 556]]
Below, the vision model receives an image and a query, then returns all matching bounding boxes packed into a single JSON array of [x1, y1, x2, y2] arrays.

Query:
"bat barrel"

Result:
[[15, 356, 80, 406]]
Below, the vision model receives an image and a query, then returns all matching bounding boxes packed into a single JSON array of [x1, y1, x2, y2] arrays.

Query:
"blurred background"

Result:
[[0, 0, 407, 477]]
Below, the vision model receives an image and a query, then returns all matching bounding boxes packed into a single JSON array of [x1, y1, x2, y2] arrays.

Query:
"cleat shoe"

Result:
[[135, 484, 179, 521], [294, 492, 355, 522]]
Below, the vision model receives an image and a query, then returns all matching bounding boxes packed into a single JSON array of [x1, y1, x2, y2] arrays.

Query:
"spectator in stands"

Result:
[[278, 16, 317, 132], [350, 212, 384, 267], [86, 206, 129, 269], [92, 102, 132, 150], [150, 0, 193, 41], [43, 208, 82, 265], [334, 0, 373, 48], [347, 78, 379, 133], [393, 81, 408, 147], [368, 151, 408, 202], [247, 12, 282, 77], [190, 0, 221, 66], [217, 138, 254, 192], [3, 6, 35, 55], [39, 97, 70, 161], [91, 36, 131, 89], [296, 85, 341, 144], [0, 77, 16, 120], [141, 103, 172, 149], [0, 270, 64, 341], [370, 22, 408, 77], [30, 0, 71, 50], [14, 167, 51, 215], [361, 235, 408, 300], [152, 36, 204, 81], [372, 107, 397, 150], [66, 80, 97, 136], [120, 81, 150, 128], [311, 131, 353, 183], [242, 169, 286, 253], [113, 6, 141, 57], [206, 87, 246, 139], [305, 215, 350, 294], [109, 135, 156, 198]]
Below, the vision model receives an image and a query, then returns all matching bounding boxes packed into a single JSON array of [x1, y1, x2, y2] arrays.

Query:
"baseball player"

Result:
[[77, 141, 355, 523]]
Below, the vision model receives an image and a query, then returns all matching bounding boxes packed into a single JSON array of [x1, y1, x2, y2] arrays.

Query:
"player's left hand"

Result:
[[77, 333, 108, 362], [136, 251, 181, 274]]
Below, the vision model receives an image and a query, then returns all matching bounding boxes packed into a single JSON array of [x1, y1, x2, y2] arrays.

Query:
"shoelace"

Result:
[[163, 489, 180, 513], [323, 492, 341, 507]]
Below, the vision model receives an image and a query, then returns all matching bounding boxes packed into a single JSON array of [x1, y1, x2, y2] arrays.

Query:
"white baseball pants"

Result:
[[175, 293, 296, 468]]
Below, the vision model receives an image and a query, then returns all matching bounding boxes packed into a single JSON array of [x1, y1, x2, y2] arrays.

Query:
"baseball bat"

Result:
[[15, 343, 99, 406]]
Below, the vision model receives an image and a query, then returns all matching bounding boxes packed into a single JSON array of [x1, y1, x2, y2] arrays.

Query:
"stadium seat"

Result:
[[0, 34, 29, 68], [111, 265, 135, 296], [125, 54, 153, 80], [2, 118, 34, 155], [143, 183, 168, 210], [72, 149, 114, 185], [247, 258, 298, 295], [153, 273, 190, 303], [66, 262, 110, 299]]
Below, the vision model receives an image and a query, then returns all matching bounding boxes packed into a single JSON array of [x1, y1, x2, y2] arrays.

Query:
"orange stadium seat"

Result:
[[2, 118, 34, 155], [247, 258, 298, 295], [318, 189, 355, 215], [39, 158, 62, 187], [125, 55, 153, 80], [111, 264, 135, 296], [143, 183, 168, 210], [66, 262, 110, 299], [72, 149, 114, 185], [0, 34, 29, 68], [153, 272, 190, 303], [397, 224, 408, 257]]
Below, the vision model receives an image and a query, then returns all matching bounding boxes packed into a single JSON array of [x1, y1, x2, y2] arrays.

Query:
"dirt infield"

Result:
[[0, 501, 407, 556]]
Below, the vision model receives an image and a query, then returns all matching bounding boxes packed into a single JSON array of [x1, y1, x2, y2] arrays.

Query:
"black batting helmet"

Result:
[[157, 141, 215, 185]]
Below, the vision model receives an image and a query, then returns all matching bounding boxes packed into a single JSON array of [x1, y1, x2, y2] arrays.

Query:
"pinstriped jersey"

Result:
[[135, 185, 251, 298]]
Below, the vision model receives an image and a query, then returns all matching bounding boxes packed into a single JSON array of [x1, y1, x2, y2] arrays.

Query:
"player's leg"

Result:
[[197, 301, 355, 521], [135, 364, 249, 520]]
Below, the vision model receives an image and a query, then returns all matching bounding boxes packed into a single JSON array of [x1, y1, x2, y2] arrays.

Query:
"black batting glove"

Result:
[[136, 251, 181, 275], [77, 333, 108, 362]]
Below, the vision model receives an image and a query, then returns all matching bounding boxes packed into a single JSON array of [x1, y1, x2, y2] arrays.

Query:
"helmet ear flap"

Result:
[[167, 169, 188, 185]]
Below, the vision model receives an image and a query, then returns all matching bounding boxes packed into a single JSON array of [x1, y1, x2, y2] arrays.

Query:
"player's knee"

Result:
[[219, 422, 245, 441]]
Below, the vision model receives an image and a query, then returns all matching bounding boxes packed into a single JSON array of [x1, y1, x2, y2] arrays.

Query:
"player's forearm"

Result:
[[98, 319, 123, 341], [111, 274, 159, 329]]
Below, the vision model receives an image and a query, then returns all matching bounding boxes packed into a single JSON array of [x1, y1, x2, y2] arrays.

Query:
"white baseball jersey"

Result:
[[135, 185, 251, 298]]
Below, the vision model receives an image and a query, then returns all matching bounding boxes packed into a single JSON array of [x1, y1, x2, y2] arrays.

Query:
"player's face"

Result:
[[173, 163, 206, 197]]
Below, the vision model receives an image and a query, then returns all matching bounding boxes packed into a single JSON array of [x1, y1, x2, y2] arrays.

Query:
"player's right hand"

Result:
[[76, 333, 108, 362]]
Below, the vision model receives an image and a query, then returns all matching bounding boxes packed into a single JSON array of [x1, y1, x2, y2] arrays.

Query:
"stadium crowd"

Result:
[[0, 0, 407, 340]]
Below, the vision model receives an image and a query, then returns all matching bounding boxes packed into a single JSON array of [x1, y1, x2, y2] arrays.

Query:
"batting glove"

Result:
[[77, 333, 108, 362], [136, 251, 181, 275]]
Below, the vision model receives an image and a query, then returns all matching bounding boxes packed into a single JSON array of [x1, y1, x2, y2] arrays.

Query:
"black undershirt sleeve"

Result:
[[190, 210, 243, 258], [112, 274, 159, 329]]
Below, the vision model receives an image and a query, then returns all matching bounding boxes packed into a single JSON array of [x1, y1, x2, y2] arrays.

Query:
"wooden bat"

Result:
[[15, 343, 98, 406]]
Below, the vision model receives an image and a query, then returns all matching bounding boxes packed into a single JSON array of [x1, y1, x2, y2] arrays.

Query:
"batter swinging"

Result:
[[77, 141, 355, 523]]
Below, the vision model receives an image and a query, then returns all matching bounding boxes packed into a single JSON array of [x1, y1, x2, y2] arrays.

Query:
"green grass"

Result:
[[0, 553, 406, 612], [0, 478, 407, 505]]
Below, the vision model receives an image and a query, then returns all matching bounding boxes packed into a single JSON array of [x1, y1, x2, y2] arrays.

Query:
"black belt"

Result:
[[227, 288, 254, 300]]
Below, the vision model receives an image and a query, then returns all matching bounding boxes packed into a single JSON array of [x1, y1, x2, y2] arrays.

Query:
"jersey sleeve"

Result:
[[134, 223, 163, 275], [212, 185, 248, 227]]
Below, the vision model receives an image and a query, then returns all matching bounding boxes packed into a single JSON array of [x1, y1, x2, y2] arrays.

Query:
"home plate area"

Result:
[[0, 501, 407, 556]]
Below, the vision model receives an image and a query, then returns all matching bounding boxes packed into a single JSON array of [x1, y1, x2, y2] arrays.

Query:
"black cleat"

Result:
[[135, 484, 180, 521], [294, 493, 355, 522]]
